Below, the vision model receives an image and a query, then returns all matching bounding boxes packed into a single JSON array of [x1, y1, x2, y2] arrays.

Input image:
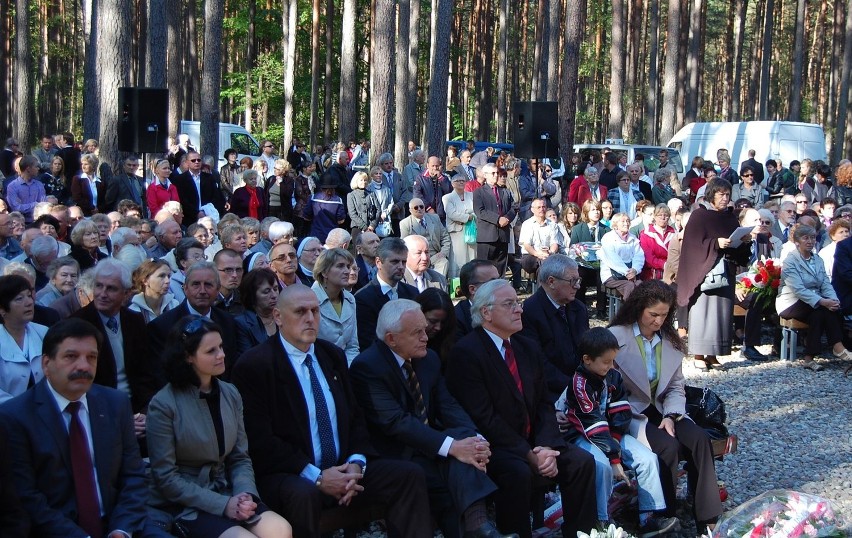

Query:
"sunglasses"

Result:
[[189, 158, 202, 163], [182, 316, 215, 338], [796, 200, 808, 204], [741, 173, 753, 177], [412, 205, 425, 209]]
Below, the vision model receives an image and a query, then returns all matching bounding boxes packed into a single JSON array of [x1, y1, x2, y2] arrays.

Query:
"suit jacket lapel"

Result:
[[377, 341, 417, 409], [87, 390, 113, 507], [476, 329, 525, 406], [34, 382, 71, 469], [272, 339, 313, 448]]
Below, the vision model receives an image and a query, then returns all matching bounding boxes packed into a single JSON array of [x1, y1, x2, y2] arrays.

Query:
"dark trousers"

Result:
[[477, 241, 508, 277], [258, 459, 432, 538], [779, 300, 844, 355], [578, 265, 606, 315], [642, 406, 723, 524], [487, 445, 597, 538]]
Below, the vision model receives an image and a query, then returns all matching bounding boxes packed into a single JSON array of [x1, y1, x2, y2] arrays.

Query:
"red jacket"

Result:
[[146, 180, 181, 218], [639, 224, 675, 280], [575, 183, 608, 208]]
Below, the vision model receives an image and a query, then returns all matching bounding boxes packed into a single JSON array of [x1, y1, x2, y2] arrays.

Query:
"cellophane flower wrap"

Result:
[[711, 490, 847, 537], [736, 258, 782, 309]]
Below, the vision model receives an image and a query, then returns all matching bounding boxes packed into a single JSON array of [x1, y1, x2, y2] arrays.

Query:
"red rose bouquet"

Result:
[[736, 258, 782, 309]]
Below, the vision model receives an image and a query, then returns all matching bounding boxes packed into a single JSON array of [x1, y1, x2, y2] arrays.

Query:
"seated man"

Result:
[[146, 218, 182, 260], [455, 260, 500, 338], [517, 198, 559, 276], [353, 231, 380, 291], [446, 279, 597, 538], [400, 197, 451, 276], [231, 285, 433, 538], [402, 234, 448, 292], [0, 318, 168, 537], [351, 300, 513, 538]]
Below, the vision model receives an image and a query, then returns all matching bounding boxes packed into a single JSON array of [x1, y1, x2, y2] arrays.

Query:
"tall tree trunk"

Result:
[[245, 0, 256, 130], [531, 0, 546, 99], [685, 0, 702, 123], [834, 0, 852, 160], [477, 2, 495, 140], [731, 0, 746, 120], [95, 0, 132, 168], [371, 0, 395, 157], [309, 0, 321, 148], [323, 0, 334, 140], [146, 0, 167, 87], [758, 0, 774, 119], [789, 0, 806, 120], [14, 0, 33, 148], [545, 0, 561, 101], [659, 0, 681, 142], [808, 0, 828, 123], [496, 0, 509, 142], [0, 0, 8, 134], [186, 0, 201, 120], [338, 0, 357, 142], [609, 0, 625, 139], [675, 0, 689, 130], [200, 0, 224, 161], [282, 0, 296, 148], [82, 0, 100, 139], [424, 0, 451, 156], [166, 0, 182, 134], [644, 0, 659, 142], [408, 0, 420, 139], [560, 0, 586, 160], [394, 0, 410, 166]]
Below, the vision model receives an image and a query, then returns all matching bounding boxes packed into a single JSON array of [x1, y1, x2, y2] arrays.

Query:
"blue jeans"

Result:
[[574, 434, 667, 520]]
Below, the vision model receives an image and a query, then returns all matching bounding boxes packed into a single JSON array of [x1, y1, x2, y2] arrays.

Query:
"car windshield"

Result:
[[634, 147, 684, 173]]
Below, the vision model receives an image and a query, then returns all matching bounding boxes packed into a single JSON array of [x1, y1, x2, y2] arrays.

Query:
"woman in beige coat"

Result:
[[146, 316, 292, 538], [608, 280, 723, 531], [443, 175, 476, 279]]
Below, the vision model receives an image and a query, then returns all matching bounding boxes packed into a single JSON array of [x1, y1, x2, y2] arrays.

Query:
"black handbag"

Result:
[[684, 385, 729, 440]]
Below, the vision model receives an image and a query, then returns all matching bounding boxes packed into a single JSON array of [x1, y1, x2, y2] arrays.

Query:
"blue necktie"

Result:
[[305, 354, 337, 469], [106, 316, 118, 333]]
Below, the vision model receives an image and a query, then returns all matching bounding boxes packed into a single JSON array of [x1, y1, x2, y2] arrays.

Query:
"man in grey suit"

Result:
[[403, 235, 448, 292], [105, 156, 147, 213], [376, 152, 413, 235], [0, 318, 168, 538], [399, 198, 451, 276], [453, 150, 476, 181], [404, 149, 426, 190]]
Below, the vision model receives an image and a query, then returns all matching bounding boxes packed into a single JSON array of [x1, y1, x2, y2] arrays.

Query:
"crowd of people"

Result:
[[0, 133, 851, 538]]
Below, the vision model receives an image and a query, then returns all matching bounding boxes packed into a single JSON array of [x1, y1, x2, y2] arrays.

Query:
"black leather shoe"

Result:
[[463, 521, 519, 538], [742, 346, 771, 361]]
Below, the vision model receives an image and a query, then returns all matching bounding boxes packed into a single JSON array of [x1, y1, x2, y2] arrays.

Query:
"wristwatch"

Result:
[[351, 459, 367, 475], [664, 413, 683, 422], [315, 471, 323, 487]]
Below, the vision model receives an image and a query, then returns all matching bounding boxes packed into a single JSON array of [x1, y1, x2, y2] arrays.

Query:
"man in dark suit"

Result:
[[173, 151, 226, 226], [376, 153, 413, 235], [55, 132, 82, 183], [355, 237, 419, 350], [0, 318, 168, 538], [627, 164, 654, 201], [519, 255, 589, 402], [147, 261, 238, 376], [473, 163, 516, 276], [414, 156, 453, 223], [105, 155, 147, 213], [350, 300, 514, 538], [833, 235, 852, 317], [446, 280, 597, 538], [0, 423, 29, 537], [72, 260, 161, 432], [454, 149, 476, 181], [353, 231, 380, 291], [455, 260, 500, 338], [742, 149, 765, 184], [231, 285, 432, 538]]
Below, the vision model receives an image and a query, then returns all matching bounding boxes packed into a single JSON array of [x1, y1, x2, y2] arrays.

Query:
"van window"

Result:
[[634, 147, 684, 173], [231, 133, 260, 157]]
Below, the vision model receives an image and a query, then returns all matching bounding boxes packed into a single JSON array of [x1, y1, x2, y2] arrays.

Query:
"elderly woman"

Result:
[[146, 316, 292, 538], [651, 168, 678, 205], [0, 275, 48, 404], [128, 259, 180, 323], [311, 248, 359, 364], [347, 171, 370, 246], [776, 224, 852, 371], [365, 165, 394, 236], [168, 238, 207, 303], [443, 174, 476, 278], [230, 169, 267, 220], [69, 219, 108, 271], [599, 212, 645, 301], [35, 256, 79, 306], [233, 268, 281, 355], [676, 179, 752, 370], [609, 280, 723, 531], [266, 159, 295, 222], [70, 153, 106, 215], [638, 204, 675, 281]]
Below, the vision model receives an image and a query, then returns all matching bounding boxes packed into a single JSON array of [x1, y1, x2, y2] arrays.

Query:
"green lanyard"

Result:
[[635, 335, 663, 398]]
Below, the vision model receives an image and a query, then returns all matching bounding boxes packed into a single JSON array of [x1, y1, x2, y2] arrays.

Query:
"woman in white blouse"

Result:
[[0, 275, 47, 404], [443, 175, 476, 279]]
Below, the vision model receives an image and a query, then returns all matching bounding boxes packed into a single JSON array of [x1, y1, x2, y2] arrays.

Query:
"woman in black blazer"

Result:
[[570, 199, 609, 318], [233, 268, 280, 355]]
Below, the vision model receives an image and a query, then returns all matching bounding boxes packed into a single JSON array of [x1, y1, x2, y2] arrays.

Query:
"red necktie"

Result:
[[493, 186, 504, 214], [503, 340, 530, 436], [66, 401, 103, 538]]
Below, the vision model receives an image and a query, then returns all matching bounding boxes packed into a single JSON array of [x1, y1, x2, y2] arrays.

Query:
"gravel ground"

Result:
[[347, 314, 852, 538]]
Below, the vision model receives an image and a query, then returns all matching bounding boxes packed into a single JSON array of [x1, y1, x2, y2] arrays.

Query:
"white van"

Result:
[[178, 120, 262, 170], [666, 121, 828, 170]]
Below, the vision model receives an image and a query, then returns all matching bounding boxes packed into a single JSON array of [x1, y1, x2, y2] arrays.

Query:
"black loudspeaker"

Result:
[[118, 87, 169, 153], [512, 101, 560, 159]]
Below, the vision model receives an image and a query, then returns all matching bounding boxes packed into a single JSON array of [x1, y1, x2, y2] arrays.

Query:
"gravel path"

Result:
[[349, 338, 852, 537]]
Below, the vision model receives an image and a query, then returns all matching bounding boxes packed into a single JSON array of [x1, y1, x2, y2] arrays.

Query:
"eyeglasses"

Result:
[[217, 267, 244, 275], [741, 173, 753, 177], [760, 220, 772, 225], [488, 299, 523, 310], [189, 158, 202, 163], [303, 247, 324, 254], [412, 205, 425, 210], [271, 254, 297, 262], [552, 276, 582, 287]]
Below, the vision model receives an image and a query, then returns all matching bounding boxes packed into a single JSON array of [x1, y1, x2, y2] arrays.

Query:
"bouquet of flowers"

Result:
[[571, 242, 601, 269], [712, 490, 847, 537], [736, 258, 782, 309]]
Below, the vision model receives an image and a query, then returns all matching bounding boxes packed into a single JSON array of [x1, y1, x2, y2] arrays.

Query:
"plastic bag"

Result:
[[464, 218, 477, 244], [375, 220, 392, 238], [712, 490, 847, 537]]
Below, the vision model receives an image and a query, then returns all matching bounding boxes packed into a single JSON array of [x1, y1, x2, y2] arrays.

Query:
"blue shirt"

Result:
[[6, 178, 46, 221]]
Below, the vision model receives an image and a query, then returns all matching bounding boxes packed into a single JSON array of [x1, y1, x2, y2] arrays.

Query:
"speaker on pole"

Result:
[[118, 88, 169, 154], [512, 101, 560, 159]]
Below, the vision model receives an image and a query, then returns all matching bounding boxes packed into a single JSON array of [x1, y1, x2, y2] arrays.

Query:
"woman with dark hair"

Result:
[[0, 275, 46, 404], [776, 224, 852, 371], [220, 148, 239, 202], [556, 202, 581, 252], [146, 316, 292, 538], [415, 288, 457, 365], [311, 248, 358, 364], [676, 179, 751, 370], [608, 280, 723, 531], [233, 268, 280, 355], [230, 170, 267, 220], [293, 162, 315, 238], [69, 219, 108, 271]]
